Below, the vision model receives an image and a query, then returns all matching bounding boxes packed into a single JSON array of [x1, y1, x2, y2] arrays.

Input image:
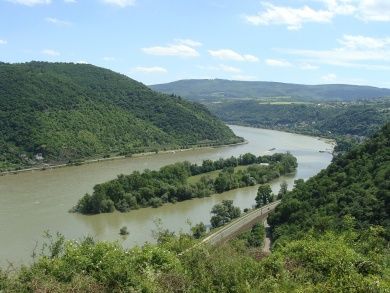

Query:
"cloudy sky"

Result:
[[1, 0, 390, 87]]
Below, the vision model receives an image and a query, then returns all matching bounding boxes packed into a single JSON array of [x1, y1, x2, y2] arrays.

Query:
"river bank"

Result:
[[0, 140, 248, 176]]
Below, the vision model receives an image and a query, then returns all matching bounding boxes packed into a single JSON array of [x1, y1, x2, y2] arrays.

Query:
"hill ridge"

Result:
[[151, 78, 390, 101], [0, 62, 241, 171]]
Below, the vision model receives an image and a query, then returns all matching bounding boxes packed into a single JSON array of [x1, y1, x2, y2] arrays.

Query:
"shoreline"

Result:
[[1, 125, 337, 177], [227, 124, 337, 147], [0, 140, 248, 176]]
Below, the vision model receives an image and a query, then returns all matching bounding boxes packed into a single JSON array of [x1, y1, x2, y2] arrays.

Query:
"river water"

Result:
[[0, 126, 333, 266]]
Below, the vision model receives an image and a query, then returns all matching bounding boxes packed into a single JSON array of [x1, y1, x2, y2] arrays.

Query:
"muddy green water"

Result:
[[0, 126, 333, 266]]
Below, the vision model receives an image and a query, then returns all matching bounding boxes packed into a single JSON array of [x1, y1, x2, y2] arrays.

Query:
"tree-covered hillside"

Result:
[[0, 62, 241, 171], [151, 79, 390, 101], [269, 122, 390, 243], [208, 100, 390, 138]]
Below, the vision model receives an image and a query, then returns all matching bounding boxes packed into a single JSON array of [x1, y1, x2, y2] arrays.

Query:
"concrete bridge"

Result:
[[201, 200, 281, 246]]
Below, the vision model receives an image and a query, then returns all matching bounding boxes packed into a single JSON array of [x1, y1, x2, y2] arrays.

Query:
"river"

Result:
[[0, 125, 333, 266]]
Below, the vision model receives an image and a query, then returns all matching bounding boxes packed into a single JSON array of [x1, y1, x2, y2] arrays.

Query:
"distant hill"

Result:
[[0, 62, 241, 170], [208, 100, 390, 139], [151, 79, 390, 101]]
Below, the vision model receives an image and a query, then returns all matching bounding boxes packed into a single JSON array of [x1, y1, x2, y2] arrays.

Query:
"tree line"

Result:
[[71, 152, 297, 214]]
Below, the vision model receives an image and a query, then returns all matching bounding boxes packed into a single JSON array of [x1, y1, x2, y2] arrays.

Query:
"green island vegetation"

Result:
[[0, 124, 389, 292], [0, 62, 242, 172], [71, 152, 298, 214]]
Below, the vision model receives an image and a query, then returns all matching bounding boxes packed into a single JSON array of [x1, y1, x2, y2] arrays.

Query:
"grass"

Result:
[[187, 164, 258, 184]]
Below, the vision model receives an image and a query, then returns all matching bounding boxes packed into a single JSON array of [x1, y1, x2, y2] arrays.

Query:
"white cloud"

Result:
[[174, 39, 202, 47], [323, 0, 357, 15], [41, 49, 60, 56], [208, 49, 259, 62], [133, 66, 167, 74], [321, 73, 337, 82], [244, 2, 333, 30], [281, 34, 390, 70], [142, 40, 200, 58], [358, 0, 390, 21], [45, 17, 72, 26], [244, 0, 390, 31], [265, 58, 292, 67], [339, 34, 390, 49], [0, 39, 7, 45], [284, 47, 390, 63], [7, 0, 51, 6], [102, 0, 135, 7], [64, 0, 76, 3]]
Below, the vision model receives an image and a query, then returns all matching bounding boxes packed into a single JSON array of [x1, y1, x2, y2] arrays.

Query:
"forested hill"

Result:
[[151, 79, 390, 101], [269, 122, 390, 243], [0, 62, 241, 170]]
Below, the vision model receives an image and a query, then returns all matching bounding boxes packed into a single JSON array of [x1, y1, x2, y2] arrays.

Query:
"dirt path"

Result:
[[262, 218, 271, 253]]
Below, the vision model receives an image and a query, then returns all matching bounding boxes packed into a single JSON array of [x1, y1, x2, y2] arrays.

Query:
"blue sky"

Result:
[[1, 0, 390, 87]]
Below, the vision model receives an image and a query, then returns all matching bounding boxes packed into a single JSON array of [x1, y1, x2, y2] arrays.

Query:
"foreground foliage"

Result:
[[1, 226, 388, 292], [72, 152, 297, 214]]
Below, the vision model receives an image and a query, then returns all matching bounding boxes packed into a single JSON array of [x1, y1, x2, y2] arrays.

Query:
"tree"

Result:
[[210, 200, 241, 228], [255, 184, 274, 207], [277, 181, 288, 199], [246, 223, 265, 247], [240, 153, 257, 165], [192, 222, 207, 239]]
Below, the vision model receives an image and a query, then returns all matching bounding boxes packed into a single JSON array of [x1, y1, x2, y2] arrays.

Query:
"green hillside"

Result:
[[0, 62, 241, 171], [208, 100, 390, 138], [151, 79, 390, 101], [269, 122, 390, 242]]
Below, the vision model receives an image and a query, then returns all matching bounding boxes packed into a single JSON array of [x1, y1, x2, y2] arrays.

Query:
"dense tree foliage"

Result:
[[151, 78, 390, 101], [191, 222, 207, 239], [235, 222, 266, 248], [208, 100, 389, 138], [0, 62, 241, 171], [255, 184, 274, 207], [277, 181, 288, 199], [269, 123, 390, 243], [72, 152, 298, 214], [210, 200, 241, 228]]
